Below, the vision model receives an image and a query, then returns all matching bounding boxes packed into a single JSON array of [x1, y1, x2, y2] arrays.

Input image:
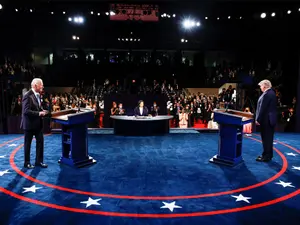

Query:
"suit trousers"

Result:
[[260, 123, 275, 159], [24, 129, 44, 165]]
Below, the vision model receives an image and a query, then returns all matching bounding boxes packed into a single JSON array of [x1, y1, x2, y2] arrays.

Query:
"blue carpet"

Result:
[[0, 132, 300, 225]]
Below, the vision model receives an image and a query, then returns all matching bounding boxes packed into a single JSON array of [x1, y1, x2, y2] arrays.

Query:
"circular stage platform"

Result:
[[0, 131, 299, 224]]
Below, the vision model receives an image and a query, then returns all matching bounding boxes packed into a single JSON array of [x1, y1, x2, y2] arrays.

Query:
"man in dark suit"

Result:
[[255, 79, 277, 162], [134, 100, 149, 116], [21, 78, 48, 169]]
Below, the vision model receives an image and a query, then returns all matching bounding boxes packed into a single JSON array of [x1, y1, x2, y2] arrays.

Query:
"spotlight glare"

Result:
[[68, 17, 72, 21], [181, 39, 184, 42], [0, 4, 2, 10], [205, 17, 208, 19], [271, 12, 276, 17], [91, 11, 94, 15], [287, 10, 291, 14], [217, 17, 220, 20], [30, 9, 33, 12], [228, 16, 231, 19], [51, 12, 54, 15], [97, 13, 100, 16], [72, 35, 76, 40], [15, 9, 18, 12], [240, 16, 242, 19], [260, 12, 266, 18], [182, 19, 199, 29], [173, 14, 176, 17], [105, 12, 109, 16], [63, 11, 66, 14]]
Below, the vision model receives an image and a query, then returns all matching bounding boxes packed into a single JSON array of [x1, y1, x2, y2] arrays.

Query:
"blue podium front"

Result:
[[210, 109, 253, 167], [51, 108, 97, 168]]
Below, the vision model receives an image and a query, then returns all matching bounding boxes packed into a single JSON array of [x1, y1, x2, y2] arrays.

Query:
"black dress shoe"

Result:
[[35, 162, 48, 168], [256, 156, 262, 161], [24, 163, 34, 169], [256, 157, 272, 162]]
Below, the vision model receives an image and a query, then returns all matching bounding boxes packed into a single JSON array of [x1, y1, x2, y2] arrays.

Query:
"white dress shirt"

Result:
[[139, 107, 143, 116]]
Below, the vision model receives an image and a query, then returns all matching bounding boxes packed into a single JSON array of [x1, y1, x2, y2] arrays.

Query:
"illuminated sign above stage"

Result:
[[110, 4, 159, 22]]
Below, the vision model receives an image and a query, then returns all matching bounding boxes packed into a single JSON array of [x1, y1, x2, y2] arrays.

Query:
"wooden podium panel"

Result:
[[51, 108, 96, 168], [210, 109, 254, 167]]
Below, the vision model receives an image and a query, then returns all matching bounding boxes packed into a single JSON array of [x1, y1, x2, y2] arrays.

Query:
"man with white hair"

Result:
[[20, 78, 48, 169], [255, 79, 277, 162]]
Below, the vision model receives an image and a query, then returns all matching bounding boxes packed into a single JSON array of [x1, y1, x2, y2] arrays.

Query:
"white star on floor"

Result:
[[0, 155, 6, 158], [275, 180, 295, 188], [292, 166, 300, 171], [22, 185, 42, 193], [0, 170, 11, 176], [286, 153, 297, 156], [80, 197, 102, 208], [160, 201, 182, 212], [8, 144, 17, 147], [231, 194, 252, 203]]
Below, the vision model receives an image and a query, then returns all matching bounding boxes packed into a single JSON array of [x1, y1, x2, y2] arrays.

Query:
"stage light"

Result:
[[182, 19, 200, 29], [63, 11, 66, 14], [74, 16, 84, 24], [173, 14, 176, 17], [138, 39, 140, 41], [287, 10, 291, 14], [51, 12, 54, 15], [181, 39, 184, 42], [205, 17, 208, 19], [110, 11, 116, 16], [0, 4, 2, 10], [15, 9, 18, 12], [97, 13, 100, 16], [228, 16, 231, 19], [260, 12, 266, 18], [217, 17, 220, 20], [105, 12, 109, 15], [298, 8, 300, 11], [30, 9, 33, 12], [68, 17, 72, 21], [240, 16, 242, 19], [271, 12, 276, 17], [72, 35, 76, 40], [90, 11, 94, 15]]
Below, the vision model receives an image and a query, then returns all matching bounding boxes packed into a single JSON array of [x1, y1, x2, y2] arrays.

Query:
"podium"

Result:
[[51, 108, 97, 168], [209, 109, 254, 167]]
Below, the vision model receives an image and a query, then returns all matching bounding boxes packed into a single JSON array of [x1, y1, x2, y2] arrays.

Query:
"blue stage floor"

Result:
[[0, 131, 300, 225]]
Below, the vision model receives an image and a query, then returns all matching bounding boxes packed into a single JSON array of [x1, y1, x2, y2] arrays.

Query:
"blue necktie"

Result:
[[36, 93, 41, 107]]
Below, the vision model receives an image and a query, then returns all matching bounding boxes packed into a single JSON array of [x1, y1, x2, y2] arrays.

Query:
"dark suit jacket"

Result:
[[20, 89, 43, 130], [255, 88, 277, 127], [134, 106, 149, 116]]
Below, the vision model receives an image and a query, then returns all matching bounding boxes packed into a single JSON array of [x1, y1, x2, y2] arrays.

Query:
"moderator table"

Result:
[[110, 115, 173, 136]]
